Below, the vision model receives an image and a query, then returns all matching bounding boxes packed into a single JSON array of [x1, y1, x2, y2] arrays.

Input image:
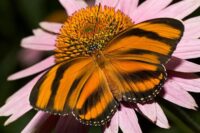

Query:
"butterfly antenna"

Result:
[[93, 3, 101, 38]]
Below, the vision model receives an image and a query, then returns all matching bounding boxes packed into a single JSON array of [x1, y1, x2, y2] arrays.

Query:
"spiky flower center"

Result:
[[55, 5, 133, 63]]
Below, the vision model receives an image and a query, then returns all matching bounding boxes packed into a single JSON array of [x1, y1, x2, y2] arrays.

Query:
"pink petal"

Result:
[[174, 39, 200, 59], [116, 0, 138, 16], [176, 82, 200, 93], [95, 0, 101, 5], [33, 28, 54, 36], [155, 103, 170, 129], [137, 102, 157, 122], [165, 57, 200, 72], [135, 102, 170, 129], [156, 0, 200, 19], [4, 106, 31, 126], [55, 115, 89, 133], [8, 56, 55, 80], [1, 93, 31, 118], [162, 80, 198, 110], [0, 74, 44, 125], [184, 16, 200, 39], [173, 51, 200, 59], [59, 0, 88, 16], [23, 113, 58, 133], [175, 39, 200, 52], [39, 22, 62, 34], [169, 72, 200, 92], [130, 0, 172, 23], [21, 36, 56, 51], [104, 112, 119, 133], [119, 105, 142, 133], [100, 0, 119, 7]]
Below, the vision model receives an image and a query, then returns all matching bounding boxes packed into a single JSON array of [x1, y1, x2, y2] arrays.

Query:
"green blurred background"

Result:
[[0, 0, 200, 133]]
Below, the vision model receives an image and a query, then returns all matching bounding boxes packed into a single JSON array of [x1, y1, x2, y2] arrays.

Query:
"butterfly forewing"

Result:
[[30, 57, 93, 114], [104, 18, 184, 64]]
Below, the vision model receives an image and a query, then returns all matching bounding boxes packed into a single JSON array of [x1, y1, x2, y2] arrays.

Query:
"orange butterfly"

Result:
[[30, 18, 184, 126]]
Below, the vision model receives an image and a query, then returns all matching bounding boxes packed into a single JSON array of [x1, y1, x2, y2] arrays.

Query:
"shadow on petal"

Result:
[[166, 56, 200, 72], [55, 114, 89, 133], [22, 112, 59, 133]]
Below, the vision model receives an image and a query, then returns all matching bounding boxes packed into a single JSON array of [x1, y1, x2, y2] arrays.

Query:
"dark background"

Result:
[[0, 0, 200, 133]]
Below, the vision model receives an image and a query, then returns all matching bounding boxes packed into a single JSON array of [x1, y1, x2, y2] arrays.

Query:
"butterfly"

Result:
[[30, 18, 184, 126]]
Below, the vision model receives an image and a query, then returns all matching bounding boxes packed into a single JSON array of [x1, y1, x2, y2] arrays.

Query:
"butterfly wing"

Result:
[[30, 57, 118, 126], [103, 18, 184, 102]]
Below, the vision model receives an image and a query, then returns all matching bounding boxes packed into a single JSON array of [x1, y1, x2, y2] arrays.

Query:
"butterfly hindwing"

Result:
[[73, 67, 118, 126], [108, 59, 166, 102]]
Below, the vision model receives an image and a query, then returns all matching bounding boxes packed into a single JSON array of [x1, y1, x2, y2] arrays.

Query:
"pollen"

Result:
[[55, 4, 133, 63]]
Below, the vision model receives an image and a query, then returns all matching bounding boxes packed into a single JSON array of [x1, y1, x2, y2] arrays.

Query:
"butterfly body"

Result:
[[30, 18, 184, 126]]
